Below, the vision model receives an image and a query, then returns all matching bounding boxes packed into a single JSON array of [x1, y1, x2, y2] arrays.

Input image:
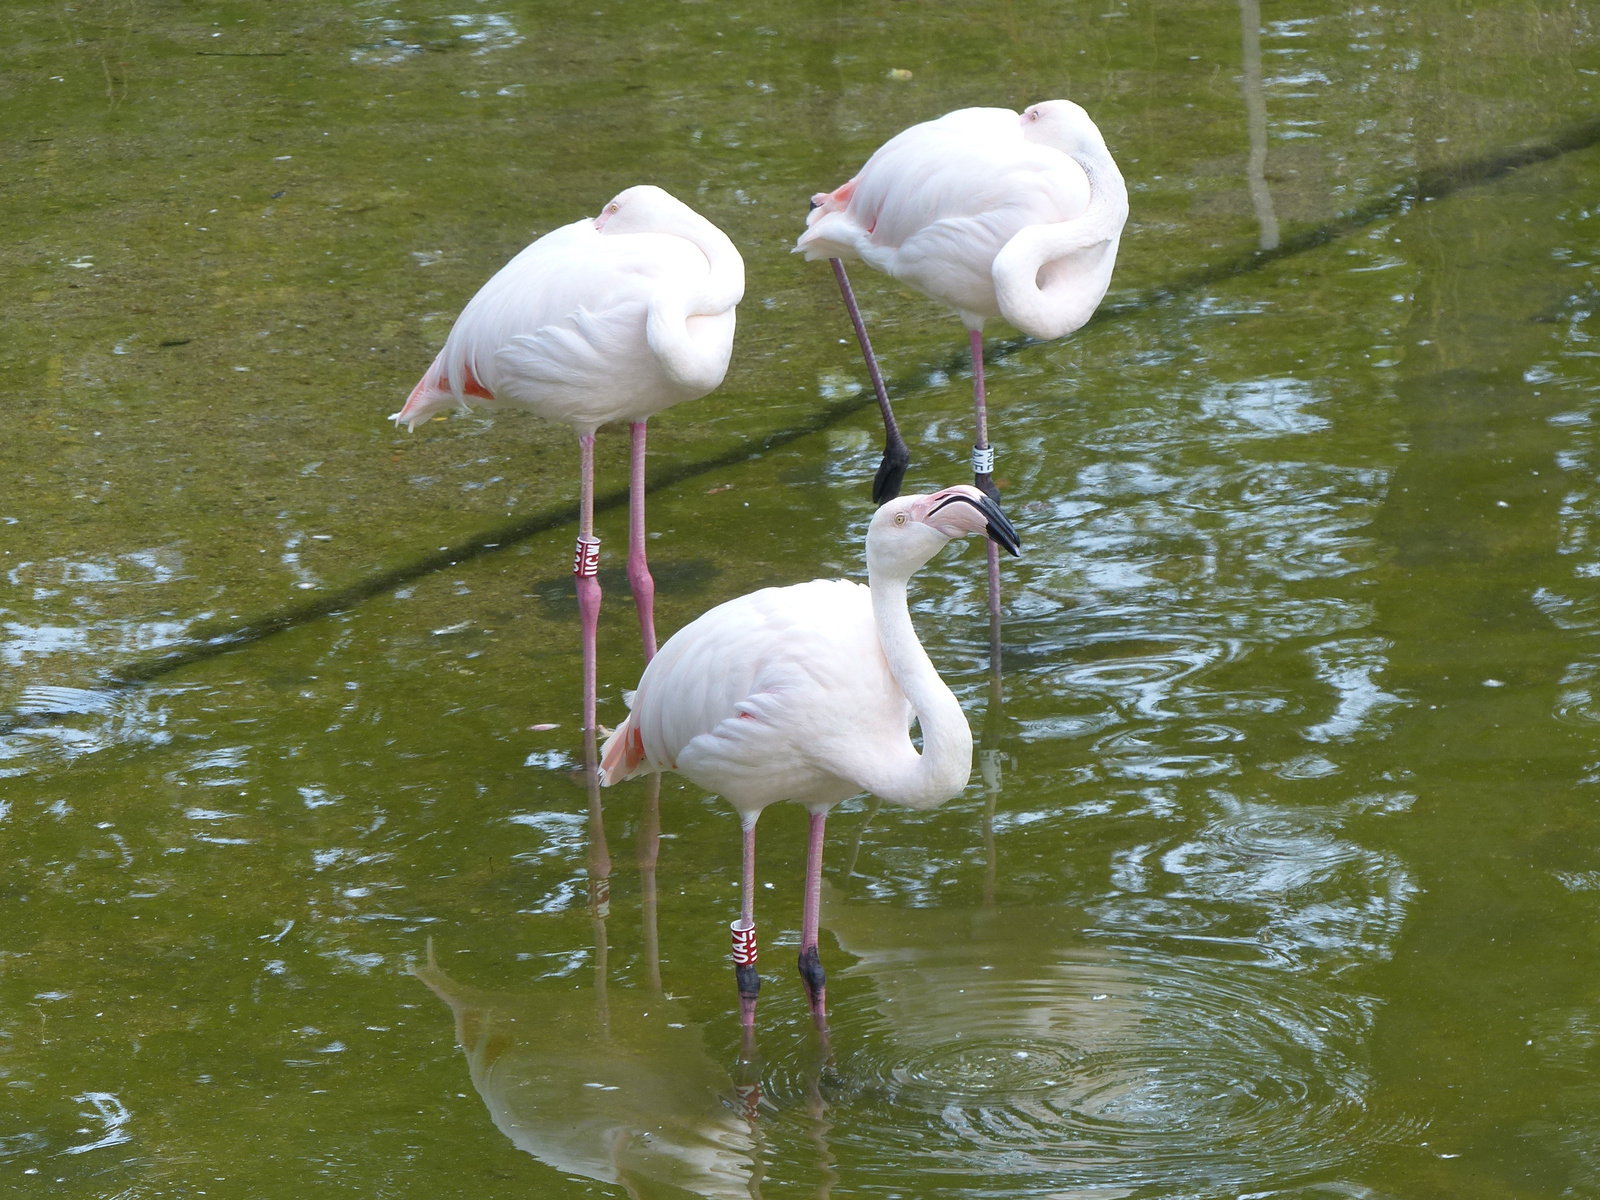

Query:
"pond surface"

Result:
[[4, 0, 1600, 1196]]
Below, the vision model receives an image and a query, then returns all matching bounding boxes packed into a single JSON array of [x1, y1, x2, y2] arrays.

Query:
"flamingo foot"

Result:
[[736, 964, 761, 1027], [798, 944, 827, 1021], [873, 434, 911, 505]]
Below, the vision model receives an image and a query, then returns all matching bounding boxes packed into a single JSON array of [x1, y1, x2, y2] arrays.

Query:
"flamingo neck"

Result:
[[864, 571, 973, 808], [991, 142, 1128, 341], [642, 212, 744, 394]]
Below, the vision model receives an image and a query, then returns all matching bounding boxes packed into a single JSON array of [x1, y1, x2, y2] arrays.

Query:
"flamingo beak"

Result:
[[929, 491, 1022, 557]]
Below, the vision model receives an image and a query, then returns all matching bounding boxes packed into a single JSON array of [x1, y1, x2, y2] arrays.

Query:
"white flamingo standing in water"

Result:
[[796, 100, 1127, 665], [393, 185, 745, 728], [600, 485, 1021, 1026]]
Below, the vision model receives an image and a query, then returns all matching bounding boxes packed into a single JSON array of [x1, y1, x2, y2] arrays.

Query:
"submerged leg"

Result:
[[627, 421, 658, 662], [970, 329, 1003, 677], [831, 259, 910, 504], [731, 814, 761, 1026], [798, 808, 828, 1023], [638, 773, 662, 996], [575, 433, 602, 731], [583, 726, 611, 1028]]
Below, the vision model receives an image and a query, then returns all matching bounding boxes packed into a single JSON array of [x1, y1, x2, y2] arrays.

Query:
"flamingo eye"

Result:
[[894, 513, 907, 525], [608, 203, 619, 213]]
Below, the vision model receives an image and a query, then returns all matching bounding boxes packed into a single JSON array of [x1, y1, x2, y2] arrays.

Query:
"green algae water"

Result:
[[5, 0, 1600, 1195]]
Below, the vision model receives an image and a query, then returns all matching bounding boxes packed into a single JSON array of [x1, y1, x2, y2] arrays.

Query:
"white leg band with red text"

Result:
[[730, 919, 758, 965], [573, 536, 600, 578]]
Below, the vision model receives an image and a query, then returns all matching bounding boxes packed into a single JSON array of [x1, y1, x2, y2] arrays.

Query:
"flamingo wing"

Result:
[[395, 219, 727, 432], [797, 107, 1091, 319]]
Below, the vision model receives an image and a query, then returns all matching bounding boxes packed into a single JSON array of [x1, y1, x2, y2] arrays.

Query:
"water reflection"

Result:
[[415, 947, 759, 1199], [1239, 0, 1280, 252], [418, 747, 771, 1198]]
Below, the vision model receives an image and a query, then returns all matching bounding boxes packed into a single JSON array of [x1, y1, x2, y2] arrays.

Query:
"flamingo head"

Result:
[[803, 178, 857, 225], [1020, 99, 1106, 156], [867, 485, 1021, 575], [594, 184, 683, 234]]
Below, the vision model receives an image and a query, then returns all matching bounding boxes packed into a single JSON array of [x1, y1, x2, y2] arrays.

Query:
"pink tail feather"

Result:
[[598, 716, 646, 786], [390, 349, 495, 431]]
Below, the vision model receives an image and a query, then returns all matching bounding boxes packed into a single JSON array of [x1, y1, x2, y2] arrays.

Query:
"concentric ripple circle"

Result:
[[756, 906, 1421, 1197]]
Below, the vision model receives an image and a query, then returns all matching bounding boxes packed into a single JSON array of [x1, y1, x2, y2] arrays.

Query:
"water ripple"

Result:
[[759, 893, 1419, 1196]]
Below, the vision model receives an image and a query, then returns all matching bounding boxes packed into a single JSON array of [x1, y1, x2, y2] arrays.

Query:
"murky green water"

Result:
[[5, 0, 1600, 1195]]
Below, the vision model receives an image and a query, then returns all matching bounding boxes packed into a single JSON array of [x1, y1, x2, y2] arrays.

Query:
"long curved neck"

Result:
[[863, 571, 973, 808], [653, 209, 744, 316], [641, 211, 744, 393], [992, 147, 1127, 340]]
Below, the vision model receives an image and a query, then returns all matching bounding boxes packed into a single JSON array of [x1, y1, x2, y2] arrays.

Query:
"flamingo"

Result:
[[599, 485, 1021, 1026], [392, 185, 745, 732], [796, 100, 1127, 664]]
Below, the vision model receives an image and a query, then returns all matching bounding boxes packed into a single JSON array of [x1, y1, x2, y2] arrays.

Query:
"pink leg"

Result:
[[628, 421, 658, 662], [583, 726, 611, 1027], [575, 433, 601, 731], [970, 329, 1003, 679], [799, 809, 828, 1023], [732, 815, 761, 1026], [638, 773, 662, 995]]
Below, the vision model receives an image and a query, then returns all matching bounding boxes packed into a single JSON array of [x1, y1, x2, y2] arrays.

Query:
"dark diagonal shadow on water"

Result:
[[3, 111, 1597, 734]]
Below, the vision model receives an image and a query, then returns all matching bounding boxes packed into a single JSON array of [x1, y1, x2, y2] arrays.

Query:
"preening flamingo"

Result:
[[797, 100, 1126, 662], [392, 185, 745, 730], [599, 485, 1021, 1026]]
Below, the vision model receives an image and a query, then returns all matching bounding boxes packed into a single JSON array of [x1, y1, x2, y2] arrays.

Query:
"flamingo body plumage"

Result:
[[395, 190, 743, 434], [797, 101, 1126, 338], [601, 486, 1021, 1025], [605, 578, 921, 811]]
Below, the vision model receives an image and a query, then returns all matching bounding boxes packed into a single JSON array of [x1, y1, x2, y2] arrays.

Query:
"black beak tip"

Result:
[[990, 523, 1022, 557], [808, 197, 821, 212], [976, 495, 1022, 557]]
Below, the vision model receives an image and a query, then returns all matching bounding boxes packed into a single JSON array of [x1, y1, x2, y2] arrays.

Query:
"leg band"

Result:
[[972, 444, 996, 475], [730, 919, 758, 965], [573, 535, 600, 578]]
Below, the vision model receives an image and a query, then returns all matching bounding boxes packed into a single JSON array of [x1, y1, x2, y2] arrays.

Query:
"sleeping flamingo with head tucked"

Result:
[[797, 100, 1126, 667], [392, 185, 744, 730], [600, 485, 1021, 1026]]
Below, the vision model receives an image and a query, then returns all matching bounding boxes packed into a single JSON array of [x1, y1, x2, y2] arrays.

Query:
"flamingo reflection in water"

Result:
[[413, 780, 763, 1199]]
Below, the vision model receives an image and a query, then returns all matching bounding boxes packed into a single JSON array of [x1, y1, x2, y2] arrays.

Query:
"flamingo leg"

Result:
[[799, 809, 828, 1024], [627, 421, 658, 662], [637, 773, 662, 996], [970, 329, 1003, 677], [732, 814, 761, 1026], [583, 726, 611, 1029], [831, 259, 909, 504], [575, 433, 602, 732]]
